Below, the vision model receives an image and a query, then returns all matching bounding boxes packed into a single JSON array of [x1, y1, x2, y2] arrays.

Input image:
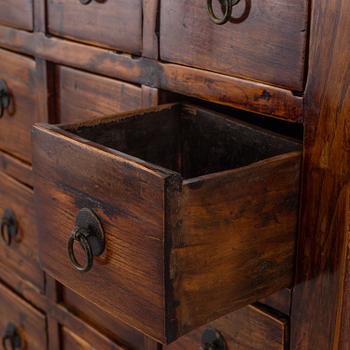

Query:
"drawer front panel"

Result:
[[0, 0, 33, 31], [61, 327, 124, 350], [47, 0, 142, 54], [166, 305, 287, 350], [33, 127, 167, 340], [62, 288, 146, 350], [0, 48, 36, 162], [0, 171, 44, 291], [0, 283, 47, 350], [160, 0, 308, 91], [56, 66, 144, 124]]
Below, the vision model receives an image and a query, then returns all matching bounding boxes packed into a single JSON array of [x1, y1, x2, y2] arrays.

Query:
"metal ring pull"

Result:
[[2, 323, 22, 350], [201, 328, 227, 350], [79, 0, 93, 4], [0, 209, 18, 246], [0, 80, 10, 118], [67, 208, 105, 273], [207, 0, 241, 25]]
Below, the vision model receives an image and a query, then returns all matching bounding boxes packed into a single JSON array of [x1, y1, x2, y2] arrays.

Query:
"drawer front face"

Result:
[[33, 127, 167, 340], [47, 0, 142, 54], [61, 327, 123, 350], [0, 283, 47, 350], [55, 66, 144, 124], [160, 0, 308, 91], [62, 288, 146, 350], [166, 305, 287, 350], [0, 49, 36, 162], [0, 172, 44, 291], [0, 0, 33, 31]]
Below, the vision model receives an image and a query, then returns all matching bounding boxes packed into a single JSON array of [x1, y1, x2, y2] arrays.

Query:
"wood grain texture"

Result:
[[0, 0, 33, 31], [33, 104, 301, 342], [0, 26, 303, 121], [55, 66, 144, 123], [171, 151, 301, 336], [0, 260, 46, 311], [62, 287, 146, 350], [165, 305, 288, 350], [290, 0, 350, 349], [0, 172, 44, 291], [61, 327, 125, 350], [47, 0, 142, 54], [259, 289, 291, 316], [0, 152, 33, 187], [142, 0, 160, 59], [33, 124, 171, 342], [160, 0, 308, 91], [0, 283, 47, 350], [0, 48, 36, 163]]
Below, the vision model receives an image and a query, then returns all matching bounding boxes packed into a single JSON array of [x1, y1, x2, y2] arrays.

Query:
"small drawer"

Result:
[[0, 0, 33, 31], [47, 0, 142, 54], [160, 0, 308, 91], [55, 66, 144, 124], [0, 48, 37, 163], [0, 171, 44, 292], [0, 283, 47, 350], [165, 305, 288, 350], [61, 287, 146, 350], [33, 104, 301, 343], [61, 326, 124, 350]]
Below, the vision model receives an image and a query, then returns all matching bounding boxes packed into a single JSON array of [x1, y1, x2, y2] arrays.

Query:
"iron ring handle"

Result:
[[201, 328, 227, 350], [67, 227, 94, 273], [207, 0, 241, 25], [0, 80, 10, 118], [0, 209, 18, 247], [79, 0, 93, 4], [2, 323, 22, 350]]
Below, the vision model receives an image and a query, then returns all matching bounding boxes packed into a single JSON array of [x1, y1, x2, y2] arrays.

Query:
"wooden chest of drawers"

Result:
[[0, 0, 348, 349]]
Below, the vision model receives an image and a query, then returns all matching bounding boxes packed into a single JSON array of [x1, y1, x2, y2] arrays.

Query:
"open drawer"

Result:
[[32, 104, 301, 343]]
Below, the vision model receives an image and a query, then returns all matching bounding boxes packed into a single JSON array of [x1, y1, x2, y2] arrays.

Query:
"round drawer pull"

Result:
[[2, 323, 22, 350], [67, 208, 105, 273], [79, 0, 93, 5], [0, 209, 18, 246], [207, 0, 241, 25], [0, 80, 10, 118], [201, 328, 227, 350]]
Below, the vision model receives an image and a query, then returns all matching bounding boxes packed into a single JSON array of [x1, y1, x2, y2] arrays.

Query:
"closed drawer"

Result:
[[160, 0, 308, 91], [61, 287, 146, 350], [0, 171, 44, 292], [55, 66, 144, 124], [0, 283, 47, 350], [0, 48, 36, 163], [47, 0, 142, 54], [61, 326, 124, 350], [166, 305, 288, 350], [32, 104, 301, 343], [0, 0, 33, 31]]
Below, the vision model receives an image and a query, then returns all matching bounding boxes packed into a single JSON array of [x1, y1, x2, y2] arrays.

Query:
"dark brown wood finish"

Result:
[[55, 66, 144, 124], [160, 0, 309, 91], [0, 25, 303, 121], [291, 0, 350, 349], [0, 172, 44, 292], [32, 104, 301, 343], [0, 0, 33, 31], [0, 152, 33, 187], [47, 0, 142, 54], [165, 305, 288, 350], [0, 48, 37, 163], [0, 283, 47, 350]]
